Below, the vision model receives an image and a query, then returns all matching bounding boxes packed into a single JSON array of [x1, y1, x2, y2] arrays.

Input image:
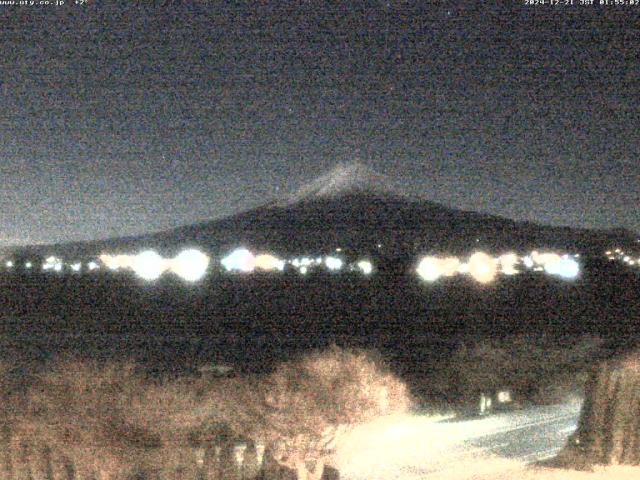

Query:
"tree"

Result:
[[222, 346, 415, 480]]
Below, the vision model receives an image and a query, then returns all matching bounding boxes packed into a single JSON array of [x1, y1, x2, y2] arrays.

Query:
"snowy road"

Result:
[[333, 401, 582, 480]]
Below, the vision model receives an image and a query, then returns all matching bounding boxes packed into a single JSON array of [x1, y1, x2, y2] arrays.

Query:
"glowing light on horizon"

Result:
[[531, 251, 562, 269], [99, 254, 119, 270], [43, 256, 63, 272], [498, 253, 519, 276], [132, 250, 167, 281], [170, 249, 210, 281], [99, 254, 133, 271], [604, 247, 640, 269], [468, 251, 497, 284], [356, 259, 373, 275], [87, 261, 99, 271], [545, 257, 580, 279], [254, 253, 285, 272], [70, 263, 82, 272], [221, 248, 256, 273], [440, 257, 461, 277], [325, 256, 343, 271], [416, 256, 441, 282]]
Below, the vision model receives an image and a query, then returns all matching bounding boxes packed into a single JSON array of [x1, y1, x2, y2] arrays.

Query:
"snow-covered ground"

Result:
[[333, 401, 582, 480]]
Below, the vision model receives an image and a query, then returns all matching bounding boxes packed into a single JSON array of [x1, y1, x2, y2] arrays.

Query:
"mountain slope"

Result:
[[276, 161, 399, 206], [5, 163, 638, 260]]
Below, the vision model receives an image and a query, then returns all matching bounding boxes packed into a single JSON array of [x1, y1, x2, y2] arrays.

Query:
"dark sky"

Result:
[[1, 1, 639, 246]]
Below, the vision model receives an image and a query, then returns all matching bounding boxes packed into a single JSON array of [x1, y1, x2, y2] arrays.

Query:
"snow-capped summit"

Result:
[[282, 161, 397, 205]]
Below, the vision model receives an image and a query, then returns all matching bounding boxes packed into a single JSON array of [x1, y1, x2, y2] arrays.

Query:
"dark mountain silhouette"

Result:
[[1, 163, 639, 375], [4, 162, 638, 262]]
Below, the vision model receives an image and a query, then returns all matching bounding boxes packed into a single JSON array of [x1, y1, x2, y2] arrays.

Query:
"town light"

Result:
[[324, 256, 343, 271], [132, 250, 166, 281], [356, 259, 373, 275], [171, 249, 210, 281], [221, 248, 256, 273], [416, 256, 441, 282], [468, 251, 497, 284], [498, 253, 519, 276], [440, 257, 461, 277], [254, 253, 285, 272], [545, 257, 580, 280]]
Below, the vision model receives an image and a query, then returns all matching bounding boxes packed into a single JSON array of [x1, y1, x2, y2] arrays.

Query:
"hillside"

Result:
[[2, 162, 637, 260]]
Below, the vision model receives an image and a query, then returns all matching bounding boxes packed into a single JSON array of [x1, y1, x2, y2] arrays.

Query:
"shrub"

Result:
[[3, 359, 156, 479], [0, 346, 413, 480], [221, 345, 415, 480], [433, 335, 603, 406]]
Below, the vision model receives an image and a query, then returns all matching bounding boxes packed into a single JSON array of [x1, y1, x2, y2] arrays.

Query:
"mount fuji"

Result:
[[8, 162, 638, 261], [276, 162, 401, 206]]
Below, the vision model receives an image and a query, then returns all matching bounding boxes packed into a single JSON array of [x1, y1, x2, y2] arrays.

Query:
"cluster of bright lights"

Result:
[[416, 249, 580, 283], [468, 252, 498, 283], [416, 253, 498, 284], [543, 254, 580, 279], [416, 256, 460, 282], [99, 248, 210, 282], [43, 256, 64, 272], [221, 248, 252, 272], [221, 248, 375, 277], [605, 248, 640, 267], [355, 259, 373, 275], [498, 253, 519, 276], [290, 256, 323, 275], [502, 250, 580, 280], [254, 253, 286, 272], [99, 254, 134, 271], [0, 255, 103, 274], [132, 250, 166, 281], [170, 249, 211, 281], [1, 241, 608, 286], [294, 254, 375, 276], [324, 255, 344, 271]]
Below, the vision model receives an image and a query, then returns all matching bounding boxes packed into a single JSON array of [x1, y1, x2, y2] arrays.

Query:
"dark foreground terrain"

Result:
[[0, 256, 637, 401], [0, 257, 638, 479]]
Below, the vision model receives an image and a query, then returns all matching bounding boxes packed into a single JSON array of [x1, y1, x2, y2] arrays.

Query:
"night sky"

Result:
[[1, 1, 639, 246]]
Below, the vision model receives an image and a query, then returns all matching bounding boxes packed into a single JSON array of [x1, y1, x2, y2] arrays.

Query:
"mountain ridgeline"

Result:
[[6, 162, 638, 262], [0, 163, 639, 364]]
